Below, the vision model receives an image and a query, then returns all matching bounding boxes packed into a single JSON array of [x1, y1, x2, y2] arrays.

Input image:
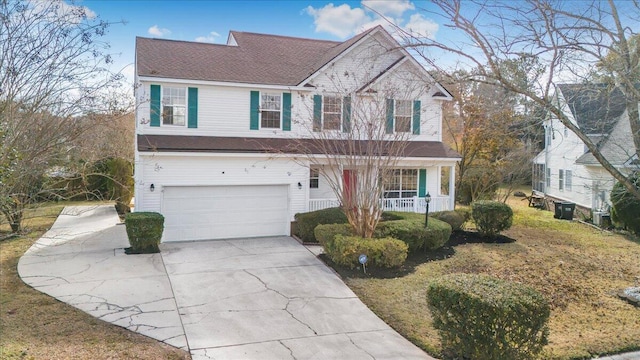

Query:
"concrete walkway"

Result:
[[18, 206, 431, 359]]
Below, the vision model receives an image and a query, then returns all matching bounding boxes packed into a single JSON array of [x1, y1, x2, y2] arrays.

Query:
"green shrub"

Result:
[[88, 157, 134, 214], [376, 212, 451, 251], [471, 200, 513, 238], [431, 210, 467, 232], [327, 235, 408, 268], [124, 212, 164, 253], [611, 172, 640, 235], [427, 274, 550, 360], [314, 223, 354, 254], [294, 207, 348, 243]]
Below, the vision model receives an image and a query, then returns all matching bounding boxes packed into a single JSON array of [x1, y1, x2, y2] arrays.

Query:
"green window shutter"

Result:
[[342, 96, 351, 133], [418, 169, 427, 197], [313, 95, 322, 132], [412, 100, 421, 135], [250, 90, 259, 130], [282, 92, 291, 131], [188, 87, 198, 128], [150, 84, 161, 127], [386, 98, 394, 134]]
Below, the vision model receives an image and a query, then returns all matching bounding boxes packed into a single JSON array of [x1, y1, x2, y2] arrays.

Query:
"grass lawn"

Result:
[[0, 202, 190, 360], [340, 197, 640, 360]]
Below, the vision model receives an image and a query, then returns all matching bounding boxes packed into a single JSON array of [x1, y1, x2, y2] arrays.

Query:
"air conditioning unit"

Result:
[[593, 211, 603, 226]]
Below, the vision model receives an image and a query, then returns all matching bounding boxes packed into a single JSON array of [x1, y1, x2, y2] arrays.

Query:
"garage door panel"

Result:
[[162, 185, 290, 242]]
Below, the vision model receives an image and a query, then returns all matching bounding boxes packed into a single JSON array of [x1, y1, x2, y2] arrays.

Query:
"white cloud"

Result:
[[195, 31, 221, 43], [305, 3, 370, 39], [404, 13, 438, 39], [29, 0, 96, 23], [361, 0, 414, 17], [148, 25, 171, 37]]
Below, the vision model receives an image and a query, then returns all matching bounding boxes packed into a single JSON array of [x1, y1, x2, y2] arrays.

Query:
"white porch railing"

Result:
[[308, 196, 452, 213]]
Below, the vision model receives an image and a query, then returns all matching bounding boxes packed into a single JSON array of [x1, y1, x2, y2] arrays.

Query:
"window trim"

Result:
[[259, 92, 282, 129], [384, 169, 418, 198], [161, 86, 187, 127], [322, 95, 343, 131], [310, 168, 319, 189], [394, 99, 412, 133]]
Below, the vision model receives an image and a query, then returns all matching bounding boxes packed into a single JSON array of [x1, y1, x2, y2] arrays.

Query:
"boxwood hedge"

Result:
[[376, 211, 452, 251], [326, 235, 408, 268], [294, 207, 348, 243], [124, 212, 164, 254], [427, 273, 550, 360], [471, 200, 513, 238]]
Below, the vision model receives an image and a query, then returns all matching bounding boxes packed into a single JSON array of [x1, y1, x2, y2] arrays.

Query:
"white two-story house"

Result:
[[134, 26, 460, 242], [532, 84, 637, 218]]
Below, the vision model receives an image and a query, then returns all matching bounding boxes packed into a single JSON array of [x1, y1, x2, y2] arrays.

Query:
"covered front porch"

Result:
[[307, 164, 456, 214], [309, 195, 453, 213]]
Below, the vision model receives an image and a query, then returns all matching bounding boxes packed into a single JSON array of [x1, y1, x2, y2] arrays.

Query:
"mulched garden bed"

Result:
[[320, 230, 515, 279]]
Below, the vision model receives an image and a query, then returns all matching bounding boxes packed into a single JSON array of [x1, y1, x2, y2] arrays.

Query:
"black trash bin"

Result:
[[553, 201, 563, 219], [554, 201, 575, 220], [561, 202, 575, 220]]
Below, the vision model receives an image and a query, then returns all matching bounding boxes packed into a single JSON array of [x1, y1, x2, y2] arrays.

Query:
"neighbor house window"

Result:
[[162, 87, 186, 126], [559, 169, 564, 190], [565, 170, 572, 191], [260, 93, 281, 128], [323, 96, 342, 130], [385, 169, 418, 198], [546, 167, 551, 187], [395, 100, 412, 133], [310, 168, 319, 189]]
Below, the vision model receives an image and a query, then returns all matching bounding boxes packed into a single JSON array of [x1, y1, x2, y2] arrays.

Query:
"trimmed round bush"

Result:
[[610, 173, 640, 235], [314, 223, 354, 254], [376, 211, 452, 251], [124, 212, 164, 253], [427, 274, 550, 360], [471, 200, 513, 238], [431, 210, 467, 232], [327, 235, 408, 268], [294, 207, 348, 243]]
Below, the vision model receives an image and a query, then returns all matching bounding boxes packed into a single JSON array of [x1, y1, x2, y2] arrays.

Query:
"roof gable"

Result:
[[557, 84, 627, 135]]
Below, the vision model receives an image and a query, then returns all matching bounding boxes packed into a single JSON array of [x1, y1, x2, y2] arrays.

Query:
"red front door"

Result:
[[343, 170, 357, 207]]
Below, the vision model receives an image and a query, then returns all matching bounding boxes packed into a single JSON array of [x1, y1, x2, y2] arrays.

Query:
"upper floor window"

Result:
[[310, 168, 319, 188], [394, 100, 412, 133], [384, 169, 418, 198], [162, 87, 186, 126], [261, 93, 281, 128], [323, 96, 342, 130]]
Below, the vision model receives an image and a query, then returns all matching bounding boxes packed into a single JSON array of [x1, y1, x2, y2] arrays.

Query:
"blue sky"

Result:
[[79, 0, 447, 83]]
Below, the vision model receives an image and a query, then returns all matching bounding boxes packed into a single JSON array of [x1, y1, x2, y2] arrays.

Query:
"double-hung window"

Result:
[[394, 100, 412, 133], [162, 87, 186, 126], [559, 169, 564, 190], [384, 169, 418, 198], [565, 170, 572, 191], [260, 93, 281, 128], [323, 96, 342, 130], [310, 168, 319, 189]]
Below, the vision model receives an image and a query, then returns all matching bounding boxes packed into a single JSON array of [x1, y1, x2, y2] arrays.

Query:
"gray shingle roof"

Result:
[[136, 28, 376, 86], [137, 135, 461, 159], [557, 84, 627, 135]]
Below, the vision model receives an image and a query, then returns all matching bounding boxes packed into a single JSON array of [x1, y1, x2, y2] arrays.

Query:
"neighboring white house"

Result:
[[533, 84, 636, 217], [134, 26, 460, 242]]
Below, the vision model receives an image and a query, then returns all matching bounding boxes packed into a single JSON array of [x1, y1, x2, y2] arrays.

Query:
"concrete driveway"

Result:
[[18, 206, 431, 359]]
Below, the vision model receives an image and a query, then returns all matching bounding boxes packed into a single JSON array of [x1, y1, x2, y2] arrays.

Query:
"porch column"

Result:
[[449, 165, 456, 210]]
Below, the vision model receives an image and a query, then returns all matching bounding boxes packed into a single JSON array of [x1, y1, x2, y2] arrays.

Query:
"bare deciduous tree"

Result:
[[0, 0, 128, 232], [406, 0, 640, 200]]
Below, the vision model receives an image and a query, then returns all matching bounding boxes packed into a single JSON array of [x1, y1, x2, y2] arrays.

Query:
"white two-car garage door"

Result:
[[162, 185, 290, 242]]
